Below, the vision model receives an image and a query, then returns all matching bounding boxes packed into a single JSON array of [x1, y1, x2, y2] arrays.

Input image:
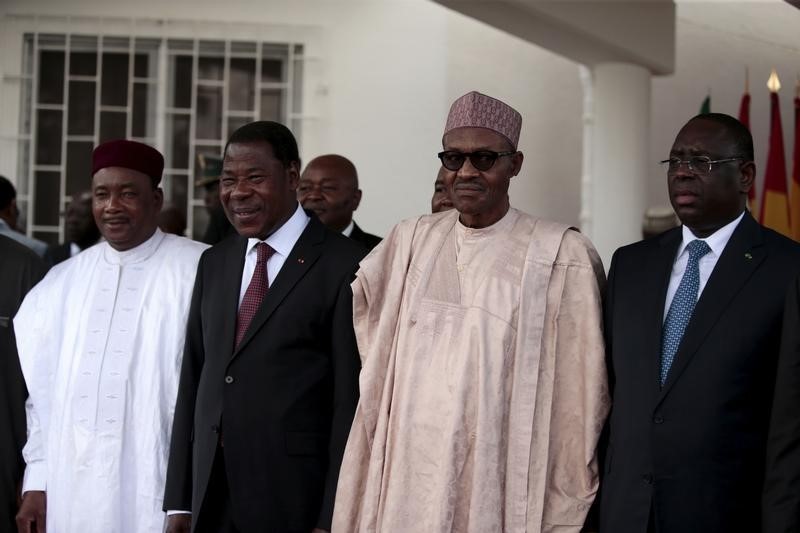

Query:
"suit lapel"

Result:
[[221, 237, 248, 357], [644, 230, 682, 391], [230, 218, 325, 359], [658, 214, 765, 401]]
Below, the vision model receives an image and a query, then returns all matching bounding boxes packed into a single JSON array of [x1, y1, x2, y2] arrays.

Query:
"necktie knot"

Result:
[[686, 239, 711, 263], [255, 242, 274, 265]]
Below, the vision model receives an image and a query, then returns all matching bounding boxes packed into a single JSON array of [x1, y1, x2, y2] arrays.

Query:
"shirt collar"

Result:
[[246, 202, 310, 257], [341, 220, 355, 238], [678, 210, 745, 259], [103, 228, 165, 265]]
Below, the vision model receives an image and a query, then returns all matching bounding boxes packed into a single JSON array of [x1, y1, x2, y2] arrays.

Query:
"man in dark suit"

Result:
[[164, 122, 365, 533], [0, 235, 46, 531], [764, 273, 800, 532], [596, 113, 800, 533], [297, 154, 381, 251], [45, 191, 100, 265]]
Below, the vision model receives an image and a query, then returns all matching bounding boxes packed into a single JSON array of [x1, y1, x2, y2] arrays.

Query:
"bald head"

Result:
[[298, 154, 362, 232]]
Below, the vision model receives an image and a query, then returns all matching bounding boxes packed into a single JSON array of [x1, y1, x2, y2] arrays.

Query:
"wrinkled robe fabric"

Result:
[[332, 208, 609, 533], [14, 230, 208, 533]]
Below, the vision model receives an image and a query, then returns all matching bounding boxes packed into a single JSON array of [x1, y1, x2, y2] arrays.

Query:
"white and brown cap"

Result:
[[443, 91, 522, 149]]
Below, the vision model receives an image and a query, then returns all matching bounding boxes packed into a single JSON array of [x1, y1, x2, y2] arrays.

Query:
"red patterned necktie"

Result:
[[235, 242, 275, 348]]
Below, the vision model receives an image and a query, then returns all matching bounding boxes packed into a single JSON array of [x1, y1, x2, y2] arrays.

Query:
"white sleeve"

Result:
[[21, 396, 47, 493]]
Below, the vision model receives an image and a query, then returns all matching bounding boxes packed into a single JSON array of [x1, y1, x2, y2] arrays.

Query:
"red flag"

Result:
[[738, 92, 756, 214], [760, 89, 791, 237], [790, 93, 800, 241]]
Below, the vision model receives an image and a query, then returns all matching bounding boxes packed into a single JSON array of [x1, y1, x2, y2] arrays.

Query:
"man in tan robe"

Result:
[[332, 91, 610, 533]]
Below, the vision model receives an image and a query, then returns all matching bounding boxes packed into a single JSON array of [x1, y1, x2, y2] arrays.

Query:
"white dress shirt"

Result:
[[239, 203, 310, 307], [663, 211, 745, 321], [341, 220, 355, 238]]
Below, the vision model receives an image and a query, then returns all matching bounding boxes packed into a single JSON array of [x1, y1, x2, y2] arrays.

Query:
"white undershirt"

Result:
[[662, 211, 745, 321], [238, 203, 310, 307]]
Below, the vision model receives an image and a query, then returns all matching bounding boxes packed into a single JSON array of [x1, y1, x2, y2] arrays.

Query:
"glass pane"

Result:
[[33, 231, 59, 246], [261, 58, 284, 83], [99, 111, 127, 142], [101, 52, 129, 106], [67, 80, 96, 135], [167, 114, 190, 169], [165, 174, 188, 220], [70, 51, 96, 76], [35, 109, 63, 165], [193, 205, 209, 239], [172, 55, 193, 109], [193, 147, 222, 200], [132, 82, 156, 138], [292, 58, 303, 114], [196, 86, 222, 139], [229, 58, 255, 111], [16, 140, 30, 196], [33, 171, 61, 226], [20, 78, 33, 135], [227, 117, 251, 138], [260, 89, 283, 122], [134, 53, 150, 78], [38, 50, 65, 104], [198, 56, 224, 81], [66, 141, 94, 196]]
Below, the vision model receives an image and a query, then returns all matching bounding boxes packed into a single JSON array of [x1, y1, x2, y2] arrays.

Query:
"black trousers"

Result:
[[195, 446, 240, 533]]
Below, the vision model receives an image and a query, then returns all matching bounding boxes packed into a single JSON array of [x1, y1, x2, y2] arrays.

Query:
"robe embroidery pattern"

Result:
[[332, 208, 609, 533], [14, 230, 207, 533]]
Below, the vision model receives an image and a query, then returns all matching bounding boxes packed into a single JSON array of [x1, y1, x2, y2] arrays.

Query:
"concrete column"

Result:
[[585, 62, 651, 268]]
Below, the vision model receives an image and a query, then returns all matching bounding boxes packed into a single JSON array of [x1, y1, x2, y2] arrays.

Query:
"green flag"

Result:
[[700, 94, 711, 114]]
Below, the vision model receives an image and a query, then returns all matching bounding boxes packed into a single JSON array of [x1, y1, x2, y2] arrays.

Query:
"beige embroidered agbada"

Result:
[[332, 208, 609, 533]]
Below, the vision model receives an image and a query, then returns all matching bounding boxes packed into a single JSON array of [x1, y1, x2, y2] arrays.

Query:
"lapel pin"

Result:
[[297, 258, 305, 264], [744, 253, 752, 260]]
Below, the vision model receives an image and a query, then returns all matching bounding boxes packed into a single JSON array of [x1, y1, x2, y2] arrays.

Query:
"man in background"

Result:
[[298, 154, 381, 250], [46, 191, 100, 265], [431, 167, 454, 213], [0, 236, 46, 532], [196, 154, 235, 245], [0, 176, 48, 258]]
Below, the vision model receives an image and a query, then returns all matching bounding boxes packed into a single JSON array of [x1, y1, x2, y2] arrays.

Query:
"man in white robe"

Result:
[[13, 139, 208, 533], [332, 92, 609, 533]]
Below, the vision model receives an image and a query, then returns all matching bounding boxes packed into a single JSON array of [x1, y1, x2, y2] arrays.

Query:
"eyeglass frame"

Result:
[[437, 150, 517, 172], [659, 156, 746, 175]]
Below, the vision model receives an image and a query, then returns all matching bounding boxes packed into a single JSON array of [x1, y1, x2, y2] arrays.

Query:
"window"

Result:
[[17, 33, 304, 242]]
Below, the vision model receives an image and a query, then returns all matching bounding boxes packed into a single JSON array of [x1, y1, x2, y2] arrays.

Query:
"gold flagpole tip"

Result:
[[767, 68, 781, 93]]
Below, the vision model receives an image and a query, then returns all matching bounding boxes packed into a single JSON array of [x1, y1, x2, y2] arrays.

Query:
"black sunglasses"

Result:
[[437, 150, 516, 172]]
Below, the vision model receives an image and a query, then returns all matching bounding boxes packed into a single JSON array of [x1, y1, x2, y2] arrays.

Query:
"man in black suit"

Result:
[[764, 273, 800, 532], [164, 122, 365, 533], [0, 235, 46, 531], [46, 191, 100, 265], [298, 154, 381, 251], [596, 113, 800, 533]]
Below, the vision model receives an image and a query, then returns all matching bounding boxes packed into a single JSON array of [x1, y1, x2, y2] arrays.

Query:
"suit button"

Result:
[[211, 425, 220, 433], [642, 473, 653, 484], [225, 375, 234, 384], [653, 415, 664, 424]]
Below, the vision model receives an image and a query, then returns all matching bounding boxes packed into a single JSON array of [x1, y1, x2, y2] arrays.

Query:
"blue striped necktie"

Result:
[[660, 239, 711, 385]]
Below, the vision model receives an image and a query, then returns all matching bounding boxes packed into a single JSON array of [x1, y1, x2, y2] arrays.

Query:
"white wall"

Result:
[[2, 0, 798, 245], [0, 0, 585, 238]]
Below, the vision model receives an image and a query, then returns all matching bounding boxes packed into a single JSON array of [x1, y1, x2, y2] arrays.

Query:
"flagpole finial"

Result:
[[767, 68, 781, 93]]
